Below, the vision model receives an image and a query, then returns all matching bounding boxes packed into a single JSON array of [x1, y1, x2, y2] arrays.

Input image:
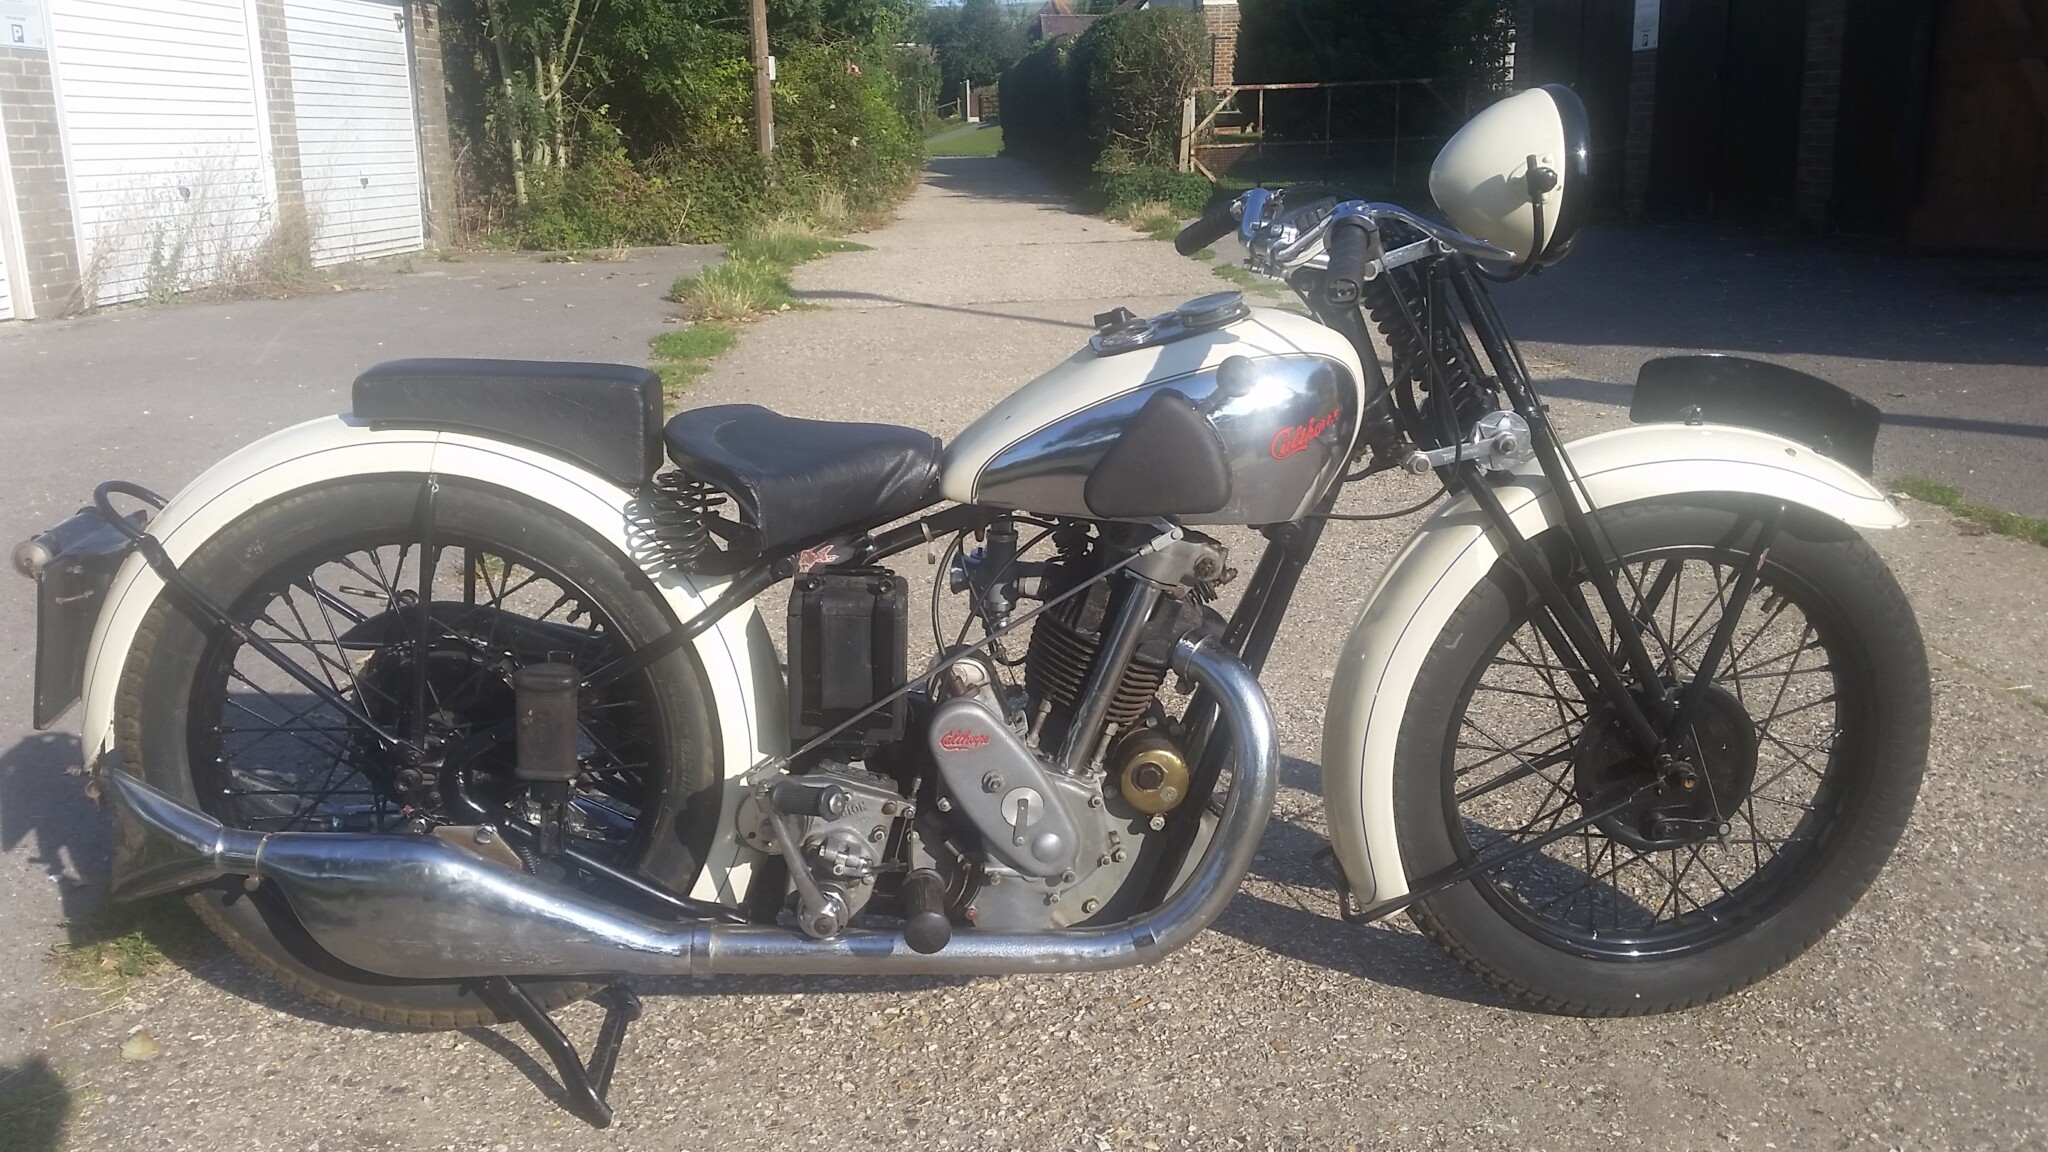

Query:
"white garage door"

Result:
[[283, 0, 423, 265], [48, 0, 274, 306]]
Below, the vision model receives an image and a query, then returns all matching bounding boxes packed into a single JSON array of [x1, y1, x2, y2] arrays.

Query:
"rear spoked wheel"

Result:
[[1392, 499, 1928, 1015], [118, 478, 719, 1027]]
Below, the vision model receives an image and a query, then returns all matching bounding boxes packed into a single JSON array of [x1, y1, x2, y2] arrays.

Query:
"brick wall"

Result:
[[409, 1, 459, 248], [250, 0, 307, 237], [1622, 47, 1657, 216], [0, 49, 80, 315], [1794, 0, 1848, 226], [1202, 2, 1238, 87]]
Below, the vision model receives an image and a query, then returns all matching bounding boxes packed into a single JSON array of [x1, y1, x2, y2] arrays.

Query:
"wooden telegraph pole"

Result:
[[749, 0, 774, 157]]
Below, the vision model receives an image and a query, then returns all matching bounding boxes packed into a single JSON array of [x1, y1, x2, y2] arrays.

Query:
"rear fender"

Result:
[[1320, 422, 1906, 907], [78, 415, 783, 906]]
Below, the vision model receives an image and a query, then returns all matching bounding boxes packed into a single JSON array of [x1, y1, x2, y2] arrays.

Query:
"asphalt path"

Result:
[[0, 159, 2041, 1150]]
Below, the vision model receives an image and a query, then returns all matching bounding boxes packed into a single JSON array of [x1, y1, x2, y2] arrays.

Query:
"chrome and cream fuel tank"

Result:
[[941, 300, 1365, 526]]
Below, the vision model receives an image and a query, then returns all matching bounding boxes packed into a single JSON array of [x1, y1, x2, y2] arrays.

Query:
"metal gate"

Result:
[[1181, 79, 1485, 195]]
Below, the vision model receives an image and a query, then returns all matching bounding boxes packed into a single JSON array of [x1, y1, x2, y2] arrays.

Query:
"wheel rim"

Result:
[[1444, 543, 1866, 960], [187, 532, 664, 864]]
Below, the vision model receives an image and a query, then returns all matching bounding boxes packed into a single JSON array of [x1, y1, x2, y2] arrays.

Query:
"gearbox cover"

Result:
[[928, 697, 1080, 879]]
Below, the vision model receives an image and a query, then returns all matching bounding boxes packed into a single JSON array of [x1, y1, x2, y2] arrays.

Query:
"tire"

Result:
[[117, 476, 720, 1028], [1392, 497, 1929, 1016]]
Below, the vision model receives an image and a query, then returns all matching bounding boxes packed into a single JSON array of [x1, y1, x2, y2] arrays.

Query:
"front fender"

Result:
[[1320, 422, 1905, 906], [79, 415, 784, 906]]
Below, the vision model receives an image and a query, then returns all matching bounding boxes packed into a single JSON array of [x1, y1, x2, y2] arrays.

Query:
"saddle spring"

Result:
[[633, 471, 729, 572]]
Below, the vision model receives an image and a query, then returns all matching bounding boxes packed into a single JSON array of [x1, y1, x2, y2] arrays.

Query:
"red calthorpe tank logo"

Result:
[[938, 729, 991, 752], [1270, 408, 1344, 460]]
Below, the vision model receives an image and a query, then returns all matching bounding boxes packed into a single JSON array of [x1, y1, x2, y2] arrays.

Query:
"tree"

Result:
[[929, 0, 1027, 97]]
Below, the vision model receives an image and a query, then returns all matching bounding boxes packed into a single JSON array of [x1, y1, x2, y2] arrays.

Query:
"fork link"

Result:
[[514, 662, 582, 856]]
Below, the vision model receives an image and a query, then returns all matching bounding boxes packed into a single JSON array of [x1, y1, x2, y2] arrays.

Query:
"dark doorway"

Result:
[[1519, 0, 1635, 218], [1647, 0, 1808, 221], [1909, 0, 2048, 251]]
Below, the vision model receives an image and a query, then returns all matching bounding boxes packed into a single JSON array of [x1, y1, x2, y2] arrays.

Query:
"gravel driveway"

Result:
[[3, 158, 2044, 1151]]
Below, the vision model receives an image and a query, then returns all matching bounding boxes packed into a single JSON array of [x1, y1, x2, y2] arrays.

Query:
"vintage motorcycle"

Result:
[[18, 86, 1928, 1125]]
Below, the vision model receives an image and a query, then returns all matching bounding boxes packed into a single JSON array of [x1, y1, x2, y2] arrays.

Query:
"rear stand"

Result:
[[476, 977, 642, 1129]]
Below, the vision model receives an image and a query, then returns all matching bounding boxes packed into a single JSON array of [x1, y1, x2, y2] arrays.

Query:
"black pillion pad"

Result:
[[353, 359, 664, 488], [1084, 389, 1233, 519]]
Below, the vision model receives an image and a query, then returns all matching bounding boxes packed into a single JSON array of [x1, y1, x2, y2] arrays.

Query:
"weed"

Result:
[[433, 248, 463, 263], [1892, 475, 2048, 547], [651, 323, 740, 362], [649, 321, 739, 402], [1191, 247, 1215, 260], [541, 250, 589, 264], [50, 896, 210, 1001], [143, 230, 187, 305], [390, 256, 416, 275], [669, 219, 867, 321]]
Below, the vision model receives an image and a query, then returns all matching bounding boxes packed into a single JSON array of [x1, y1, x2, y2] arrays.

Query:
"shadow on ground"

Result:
[[0, 734, 110, 928], [1539, 375, 2048, 442], [1496, 223, 2048, 370], [0, 1055, 73, 1152], [921, 156, 1084, 211]]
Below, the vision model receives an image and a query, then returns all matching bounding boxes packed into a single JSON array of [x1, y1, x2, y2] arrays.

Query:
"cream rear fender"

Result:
[[1319, 422, 1907, 907], [77, 415, 785, 907]]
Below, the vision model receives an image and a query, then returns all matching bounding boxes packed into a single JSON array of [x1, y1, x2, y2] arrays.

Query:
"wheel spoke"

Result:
[[1445, 538, 1853, 956]]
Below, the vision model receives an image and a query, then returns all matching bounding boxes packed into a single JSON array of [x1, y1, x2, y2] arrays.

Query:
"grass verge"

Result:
[[927, 125, 1004, 158], [1891, 475, 2048, 547], [1212, 262, 1285, 298], [648, 322, 740, 394], [654, 219, 868, 401], [50, 895, 209, 1002]]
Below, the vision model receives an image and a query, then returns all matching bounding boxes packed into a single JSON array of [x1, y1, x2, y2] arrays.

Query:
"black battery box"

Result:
[[787, 567, 908, 750]]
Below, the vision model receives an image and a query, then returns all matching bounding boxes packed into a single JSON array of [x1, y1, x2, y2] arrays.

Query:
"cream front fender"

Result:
[[1320, 422, 1906, 907], [78, 415, 785, 907]]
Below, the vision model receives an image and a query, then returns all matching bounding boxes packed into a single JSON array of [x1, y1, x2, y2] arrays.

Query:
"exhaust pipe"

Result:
[[107, 636, 1278, 980]]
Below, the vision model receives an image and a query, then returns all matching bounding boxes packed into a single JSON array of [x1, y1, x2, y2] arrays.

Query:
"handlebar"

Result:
[[1323, 218, 1376, 306], [1174, 202, 1239, 256], [1223, 190, 1520, 283]]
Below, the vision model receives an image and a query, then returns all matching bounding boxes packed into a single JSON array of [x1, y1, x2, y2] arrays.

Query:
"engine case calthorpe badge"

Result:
[[938, 730, 991, 752], [1271, 408, 1343, 460]]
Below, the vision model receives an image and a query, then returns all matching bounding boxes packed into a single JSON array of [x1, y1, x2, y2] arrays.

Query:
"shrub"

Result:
[[1000, 9, 1210, 210], [495, 33, 921, 250], [1092, 152, 1214, 217], [1067, 8, 1205, 164]]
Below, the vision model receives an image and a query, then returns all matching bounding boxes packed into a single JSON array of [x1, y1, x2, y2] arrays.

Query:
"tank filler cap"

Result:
[[1088, 290, 1251, 358]]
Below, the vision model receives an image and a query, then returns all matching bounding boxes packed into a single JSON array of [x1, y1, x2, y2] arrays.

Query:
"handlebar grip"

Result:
[[1324, 218, 1377, 306], [1174, 204, 1237, 256]]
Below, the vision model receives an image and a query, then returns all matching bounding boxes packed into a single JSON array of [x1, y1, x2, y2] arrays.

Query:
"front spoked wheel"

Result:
[[1392, 499, 1929, 1015]]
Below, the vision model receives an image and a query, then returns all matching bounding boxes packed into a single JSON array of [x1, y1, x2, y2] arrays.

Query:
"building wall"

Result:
[[252, 0, 309, 233], [408, 0, 458, 248], [1202, 1, 1239, 86], [0, 47, 81, 313], [1527, 0, 1874, 231], [1794, 0, 1848, 224], [0, 0, 457, 318]]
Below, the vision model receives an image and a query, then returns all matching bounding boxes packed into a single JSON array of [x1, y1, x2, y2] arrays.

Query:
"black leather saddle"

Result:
[[664, 404, 943, 552], [353, 359, 663, 488]]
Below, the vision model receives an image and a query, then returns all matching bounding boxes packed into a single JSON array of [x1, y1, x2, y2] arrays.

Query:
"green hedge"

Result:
[[1000, 8, 1206, 176], [510, 40, 922, 249]]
